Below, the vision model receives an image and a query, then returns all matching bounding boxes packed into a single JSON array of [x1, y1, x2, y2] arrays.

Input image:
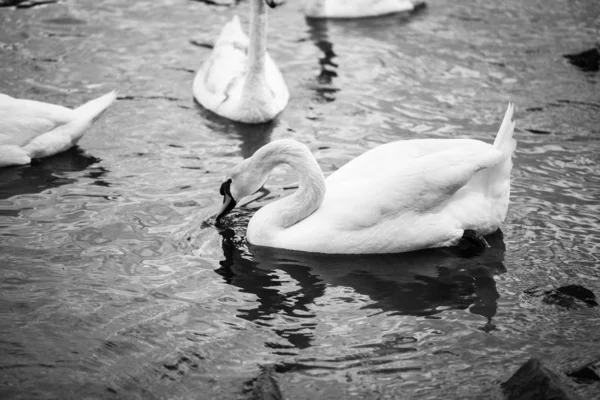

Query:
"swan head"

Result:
[[216, 161, 269, 223], [265, 0, 284, 8]]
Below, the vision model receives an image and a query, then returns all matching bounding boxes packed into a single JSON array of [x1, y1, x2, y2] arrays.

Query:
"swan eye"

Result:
[[220, 179, 232, 196]]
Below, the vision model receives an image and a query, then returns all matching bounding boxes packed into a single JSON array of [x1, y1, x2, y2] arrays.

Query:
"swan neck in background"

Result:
[[245, 0, 268, 87]]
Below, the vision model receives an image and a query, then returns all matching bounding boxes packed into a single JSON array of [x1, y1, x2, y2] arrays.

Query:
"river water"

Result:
[[1, 0, 599, 399]]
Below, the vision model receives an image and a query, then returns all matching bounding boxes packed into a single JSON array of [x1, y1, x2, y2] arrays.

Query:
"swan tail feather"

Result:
[[493, 102, 516, 154], [73, 90, 118, 126], [23, 91, 117, 159], [214, 15, 247, 48], [490, 102, 516, 181], [486, 102, 516, 221]]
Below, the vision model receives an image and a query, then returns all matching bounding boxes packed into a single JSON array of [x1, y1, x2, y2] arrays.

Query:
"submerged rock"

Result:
[[524, 284, 597, 309], [192, 0, 239, 6], [502, 358, 580, 400], [543, 285, 598, 308], [564, 47, 600, 72], [246, 365, 284, 400], [192, 0, 287, 6], [567, 359, 600, 384], [0, 0, 57, 8]]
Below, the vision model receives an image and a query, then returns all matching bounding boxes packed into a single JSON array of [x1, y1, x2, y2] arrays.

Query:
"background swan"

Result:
[[0, 90, 117, 168], [193, 0, 289, 124], [304, 0, 425, 19], [216, 103, 516, 254]]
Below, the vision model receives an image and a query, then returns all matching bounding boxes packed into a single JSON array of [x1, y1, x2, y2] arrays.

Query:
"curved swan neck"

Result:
[[251, 140, 326, 229], [245, 0, 268, 87]]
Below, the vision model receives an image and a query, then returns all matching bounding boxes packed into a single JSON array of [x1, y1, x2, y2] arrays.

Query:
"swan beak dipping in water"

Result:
[[215, 103, 516, 255], [218, 179, 237, 221]]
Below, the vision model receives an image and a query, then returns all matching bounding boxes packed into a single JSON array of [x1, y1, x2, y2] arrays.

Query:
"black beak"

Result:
[[216, 179, 236, 223], [216, 193, 237, 223], [265, 0, 278, 8]]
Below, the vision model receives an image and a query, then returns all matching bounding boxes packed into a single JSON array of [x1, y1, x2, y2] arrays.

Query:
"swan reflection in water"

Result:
[[196, 104, 278, 159], [216, 227, 506, 348], [0, 147, 107, 202], [304, 7, 428, 104], [306, 18, 339, 103]]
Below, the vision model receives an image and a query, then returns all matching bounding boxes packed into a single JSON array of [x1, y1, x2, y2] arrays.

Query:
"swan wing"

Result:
[[22, 90, 117, 159], [0, 145, 31, 167], [193, 16, 249, 111], [265, 53, 290, 113], [0, 94, 75, 147], [321, 140, 503, 230]]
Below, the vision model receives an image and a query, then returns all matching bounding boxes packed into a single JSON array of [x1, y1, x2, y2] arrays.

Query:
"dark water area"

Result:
[[1, 0, 599, 399]]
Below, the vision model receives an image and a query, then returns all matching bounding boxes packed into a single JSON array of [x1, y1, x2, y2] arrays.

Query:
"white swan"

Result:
[[193, 0, 289, 124], [305, 0, 425, 19], [216, 103, 516, 254], [0, 90, 117, 167]]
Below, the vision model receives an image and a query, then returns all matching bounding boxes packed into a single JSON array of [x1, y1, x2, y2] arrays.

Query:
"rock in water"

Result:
[[542, 285, 598, 309], [192, 0, 238, 6], [567, 359, 600, 383], [0, 0, 57, 7], [555, 285, 598, 306], [502, 358, 579, 400], [252, 365, 283, 400], [564, 47, 600, 72], [524, 284, 597, 309]]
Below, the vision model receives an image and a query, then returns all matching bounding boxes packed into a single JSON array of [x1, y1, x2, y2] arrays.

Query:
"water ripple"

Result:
[[1, 0, 600, 398]]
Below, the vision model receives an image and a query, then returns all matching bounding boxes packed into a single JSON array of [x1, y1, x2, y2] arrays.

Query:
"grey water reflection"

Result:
[[194, 102, 276, 158], [0, 147, 106, 201], [1, 0, 599, 398], [306, 18, 339, 103], [217, 228, 506, 348]]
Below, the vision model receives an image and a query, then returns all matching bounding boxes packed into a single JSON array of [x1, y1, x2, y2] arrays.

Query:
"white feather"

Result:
[[224, 103, 516, 254], [193, 0, 289, 124], [0, 90, 117, 167]]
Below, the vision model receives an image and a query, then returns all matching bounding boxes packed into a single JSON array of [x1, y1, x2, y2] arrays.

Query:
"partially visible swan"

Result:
[[305, 0, 425, 19], [193, 0, 289, 124], [216, 103, 516, 254], [0, 90, 117, 167]]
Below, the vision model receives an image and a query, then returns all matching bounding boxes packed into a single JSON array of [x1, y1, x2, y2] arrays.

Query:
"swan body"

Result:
[[217, 104, 516, 255], [0, 90, 117, 167], [305, 0, 424, 19], [193, 0, 289, 124]]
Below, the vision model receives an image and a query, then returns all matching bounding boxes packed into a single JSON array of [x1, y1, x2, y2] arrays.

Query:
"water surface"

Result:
[[1, 0, 599, 399]]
